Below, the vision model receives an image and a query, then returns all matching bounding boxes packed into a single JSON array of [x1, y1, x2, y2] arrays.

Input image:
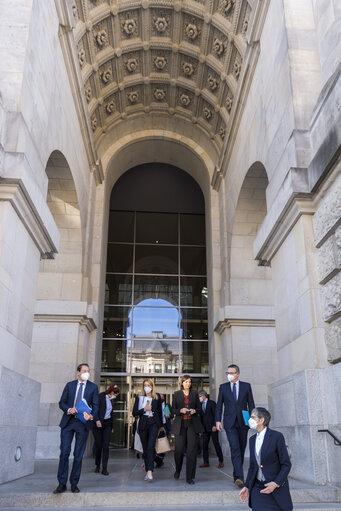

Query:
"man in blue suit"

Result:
[[53, 363, 99, 494], [215, 364, 255, 488]]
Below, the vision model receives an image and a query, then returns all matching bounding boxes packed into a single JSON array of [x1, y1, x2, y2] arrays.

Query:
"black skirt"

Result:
[[251, 480, 283, 511]]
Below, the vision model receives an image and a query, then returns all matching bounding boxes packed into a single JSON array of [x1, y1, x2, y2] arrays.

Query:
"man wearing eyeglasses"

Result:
[[215, 364, 255, 489]]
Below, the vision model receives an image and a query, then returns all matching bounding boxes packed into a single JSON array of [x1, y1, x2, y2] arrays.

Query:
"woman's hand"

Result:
[[144, 402, 152, 412], [239, 487, 249, 502], [96, 420, 102, 428], [260, 482, 279, 494], [190, 408, 196, 415], [180, 408, 187, 414]]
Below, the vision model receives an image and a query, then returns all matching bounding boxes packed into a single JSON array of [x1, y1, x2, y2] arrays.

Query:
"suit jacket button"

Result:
[[260, 465, 263, 468]]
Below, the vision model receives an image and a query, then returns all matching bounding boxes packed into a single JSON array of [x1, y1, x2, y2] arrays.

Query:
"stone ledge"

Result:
[[0, 178, 59, 258], [214, 305, 275, 333], [34, 300, 97, 332]]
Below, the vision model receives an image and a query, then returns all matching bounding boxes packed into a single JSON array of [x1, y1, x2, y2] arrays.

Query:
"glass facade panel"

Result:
[[180, 214, 206, 245], [182, 341, 209, 374], [132, 304, 179, 338], [180, 308, 208, 339], [105, 274, 133, 305], [136, 212, 178, 244], [180, 247, 206, 275], [101, 339, 129, 372], [130, 339, 180, 374], [134, 275, 178, 305], [103, 306, 132, 338], [180, 277, 207, 307], [108, 211, 134, 243], [135, 245, 178, 274], [107, 244, 134, 273]]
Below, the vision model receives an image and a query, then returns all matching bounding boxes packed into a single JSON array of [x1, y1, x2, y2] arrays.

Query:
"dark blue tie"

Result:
[[233, 383, 237, 402], [203, 400, 207, 413], [75, 382, 84, 407]]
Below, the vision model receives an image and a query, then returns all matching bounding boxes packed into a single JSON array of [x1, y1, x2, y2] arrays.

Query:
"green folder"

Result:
[[163, 405, 171, 416]]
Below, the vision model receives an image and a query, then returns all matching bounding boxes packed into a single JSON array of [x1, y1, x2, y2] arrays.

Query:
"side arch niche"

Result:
[[29, 150, 94, 459]]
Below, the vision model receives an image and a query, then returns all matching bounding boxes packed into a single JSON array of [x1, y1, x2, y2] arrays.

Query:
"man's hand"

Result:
[[96, 420, 102, 428], [190, 409, 196, 415], [239, 487, 248, 502], [212, 426, 217, 432], [260, 482, 278, 494], [216, 421, 223, 431], [69, 407, 78, 415], [83, 412, 93, 421]]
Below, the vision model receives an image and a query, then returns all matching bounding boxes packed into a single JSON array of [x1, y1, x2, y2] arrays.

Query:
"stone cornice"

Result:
[[254, 193, 316, 264], [0, 178, 59, 258], [215, 317, 275, 334], [214, 304, 275, 333], [34, 313, 97, 332]]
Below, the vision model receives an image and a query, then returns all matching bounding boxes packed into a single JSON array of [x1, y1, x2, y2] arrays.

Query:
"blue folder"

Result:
[[242, 410, 250, 426], [76, 399, 92, 424]]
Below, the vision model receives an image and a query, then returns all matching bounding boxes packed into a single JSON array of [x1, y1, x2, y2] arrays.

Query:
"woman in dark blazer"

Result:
[[240, 407, 293, 511], [172, 374, 204, 485], [132, 378, 162, 482], [93, 384, 119, 475]]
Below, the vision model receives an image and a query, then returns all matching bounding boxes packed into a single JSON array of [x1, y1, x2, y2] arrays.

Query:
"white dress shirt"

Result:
[[255, 426, 267, 456], [230, 380, 239, 400], [68, 379, 87, 414], [104, 395, 113, 419]]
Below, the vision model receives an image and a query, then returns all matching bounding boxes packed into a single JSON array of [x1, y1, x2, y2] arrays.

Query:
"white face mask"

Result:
[[199, 396, 204, 403], [80, 372, 90, 381], [144, 386, 152, 394], [227, 374, 235, 383], [248, 418, 258, 430]]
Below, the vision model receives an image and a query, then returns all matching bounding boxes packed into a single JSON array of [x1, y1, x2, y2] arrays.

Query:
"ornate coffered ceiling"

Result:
[[68, 0, 255, 151]]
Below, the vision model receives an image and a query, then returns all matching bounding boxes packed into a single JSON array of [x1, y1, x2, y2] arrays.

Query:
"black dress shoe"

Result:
[[53, 484, 67, 494], [71, 485, 80, 493], [102, 469, 109, 475], [94, 466, 100, 473], [186, 479, 195, 485], [174, 471, 180, 479]]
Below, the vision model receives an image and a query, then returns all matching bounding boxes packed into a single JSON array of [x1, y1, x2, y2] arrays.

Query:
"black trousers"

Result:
[[139, 419, 158, 472], [93, 418, 112, 470], [225, 423, 248, 480], [202, 430, 224, 463], [57, 417, 89, 485], [174, 420, 199, 481]]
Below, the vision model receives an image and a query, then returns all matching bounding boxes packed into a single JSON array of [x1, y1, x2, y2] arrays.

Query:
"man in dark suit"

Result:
[[53, 363, 99, 494], [215, 364, 255, 488], [198, 390, 224, 468]]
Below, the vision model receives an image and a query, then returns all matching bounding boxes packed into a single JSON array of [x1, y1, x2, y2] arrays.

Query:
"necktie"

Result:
[[75, 383, 84, 407], [203, 401, 206, 413], [233, 383, 237, 401]]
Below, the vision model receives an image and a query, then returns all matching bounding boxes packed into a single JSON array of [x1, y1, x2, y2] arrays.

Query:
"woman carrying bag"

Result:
[[132, 379, 162, 482], [172, 374, 204, 485]]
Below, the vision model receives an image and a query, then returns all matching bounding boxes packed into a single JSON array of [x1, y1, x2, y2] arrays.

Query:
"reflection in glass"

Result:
[[107, 244, 134, 273], [180, 277, 207, 307], [132, 299, 179, 338], [180, 247, 206, 275], [180, 308, 208, 339], [134, 275, 178, 305], [101, 339, 128, 372], [105, 274, 132, 305], [135, 245, 178, 274], [108, 211, 134, 243], [103, 306, 131, 338], [182, 341, 209, 373], [136, 212, 178, 244], [130, 339, 180, 374], [180, 214, 205, 245]]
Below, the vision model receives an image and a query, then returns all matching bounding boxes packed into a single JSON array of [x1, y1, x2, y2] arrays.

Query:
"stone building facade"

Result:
[[0, 0, 340, 486]]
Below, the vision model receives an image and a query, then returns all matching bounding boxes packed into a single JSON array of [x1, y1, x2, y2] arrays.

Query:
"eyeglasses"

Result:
[[225, 372, 237, 375]]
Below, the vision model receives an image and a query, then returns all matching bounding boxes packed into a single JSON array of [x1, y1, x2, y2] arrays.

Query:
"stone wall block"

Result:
[[322, 272, 341, 322], [305, 369, 324, 425], [317, 235, 339, 284], [313, 178, 341, 246], [293, 370, 309, 425], [325, 318, 341, 363]]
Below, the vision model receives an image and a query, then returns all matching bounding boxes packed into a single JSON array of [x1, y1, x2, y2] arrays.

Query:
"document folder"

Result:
[[242, 410, 250, 426], [76, 399, 92, 424]]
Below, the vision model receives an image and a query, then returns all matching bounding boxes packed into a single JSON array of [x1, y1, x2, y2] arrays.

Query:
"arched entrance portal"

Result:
[[101, 163, 210, 448]]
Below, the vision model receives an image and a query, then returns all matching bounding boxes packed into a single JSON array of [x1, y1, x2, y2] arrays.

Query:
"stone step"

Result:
[[1, 505, 341, 511], [1, 488, 340, 508]]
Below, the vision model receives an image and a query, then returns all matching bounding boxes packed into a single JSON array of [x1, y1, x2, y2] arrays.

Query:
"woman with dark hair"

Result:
[[239, 407, 293, 511], [172, 375, 204, 485], [93, 384, 120, 475], [132, 379, 162, 482]]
